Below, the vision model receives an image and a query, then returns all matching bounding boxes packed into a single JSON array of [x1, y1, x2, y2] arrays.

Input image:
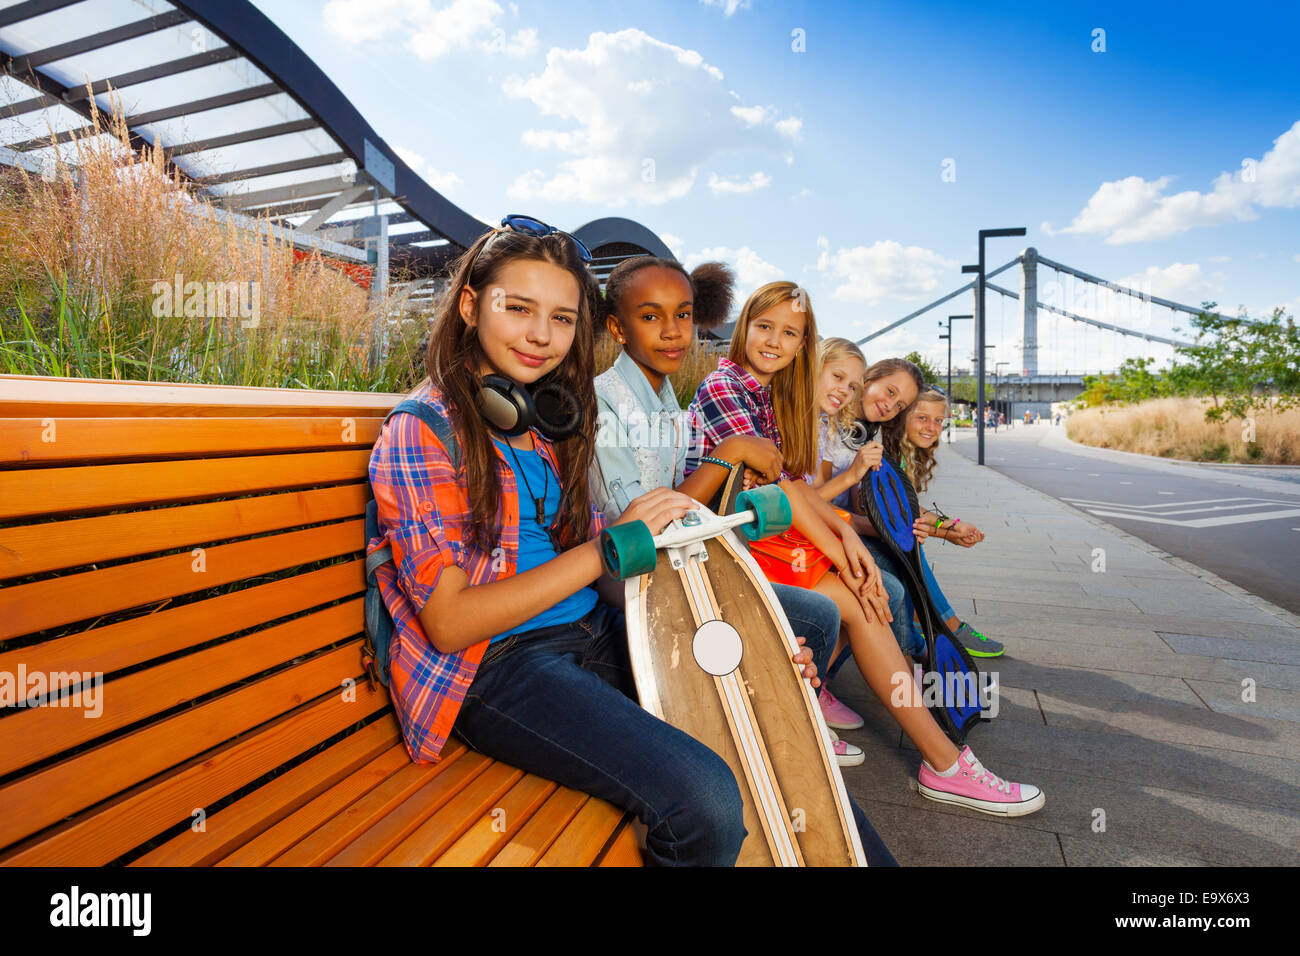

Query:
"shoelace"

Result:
[[964, 755, 1012, 794]]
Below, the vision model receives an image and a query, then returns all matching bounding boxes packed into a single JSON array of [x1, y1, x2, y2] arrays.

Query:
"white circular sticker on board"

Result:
[[693, 620, 743, 676]]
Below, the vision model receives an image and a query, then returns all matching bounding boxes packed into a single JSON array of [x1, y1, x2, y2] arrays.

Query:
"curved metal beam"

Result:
[[172, 0, 490, 250], [572, 217, 676, 260]]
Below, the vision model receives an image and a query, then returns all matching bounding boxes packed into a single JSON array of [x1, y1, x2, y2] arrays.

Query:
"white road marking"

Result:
[[1083, 507, 1300, 528], [1062, 496, 1282, 510], [1159, 491, 1175, 495], [1120, 481, 1133, 485], [1088, 473, 1099, 477]]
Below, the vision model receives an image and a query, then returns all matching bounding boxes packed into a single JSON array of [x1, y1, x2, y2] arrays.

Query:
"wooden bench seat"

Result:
[[0, 374, 641, 867]]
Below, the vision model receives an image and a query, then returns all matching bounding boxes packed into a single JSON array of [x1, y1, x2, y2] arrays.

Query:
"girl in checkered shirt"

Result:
[[687, 282, 1044, 817]]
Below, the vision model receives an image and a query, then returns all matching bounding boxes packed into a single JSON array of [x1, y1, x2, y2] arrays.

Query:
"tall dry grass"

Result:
[[0, 92, 426, 391], [1067, 398, 1300, 464]]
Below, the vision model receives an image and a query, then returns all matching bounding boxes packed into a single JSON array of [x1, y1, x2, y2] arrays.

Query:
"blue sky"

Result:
[[253, 0, 1300, 374]]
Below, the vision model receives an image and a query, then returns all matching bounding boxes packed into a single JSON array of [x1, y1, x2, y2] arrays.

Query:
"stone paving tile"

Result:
[[983, 634, 1300, 691], [1159, 633, 1300, 666], [1058, 835, 1223, 867], [1185, 678, 1300, 724], [1130, 596, 1288, 626]]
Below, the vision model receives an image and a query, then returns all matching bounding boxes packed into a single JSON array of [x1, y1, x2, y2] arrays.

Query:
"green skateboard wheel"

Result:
[[736, 485, 792, 540], [599, 521, 658, 580]]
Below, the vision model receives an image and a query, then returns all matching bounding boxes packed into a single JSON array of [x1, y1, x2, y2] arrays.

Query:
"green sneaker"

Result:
[[955, 622, 1005, 658]]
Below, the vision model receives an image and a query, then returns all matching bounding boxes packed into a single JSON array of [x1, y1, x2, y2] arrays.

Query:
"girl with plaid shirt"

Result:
[[687, 282, 1045, 818]]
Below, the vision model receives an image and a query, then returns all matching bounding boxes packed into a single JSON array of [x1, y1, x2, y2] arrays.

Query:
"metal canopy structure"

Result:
[[0, 0, 485, 274], [0, 0, 681, 290]]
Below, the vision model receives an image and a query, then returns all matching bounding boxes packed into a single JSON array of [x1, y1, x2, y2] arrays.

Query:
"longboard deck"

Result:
[[626, 512, 864, 867]]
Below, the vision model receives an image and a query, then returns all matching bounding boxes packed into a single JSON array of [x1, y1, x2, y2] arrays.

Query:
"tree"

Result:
[[1172, 304, 1300, 421], [903, 350, 943, 385]]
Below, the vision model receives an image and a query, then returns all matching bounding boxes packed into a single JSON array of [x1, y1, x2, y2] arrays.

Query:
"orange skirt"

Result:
[[747, 507, 852, 590]]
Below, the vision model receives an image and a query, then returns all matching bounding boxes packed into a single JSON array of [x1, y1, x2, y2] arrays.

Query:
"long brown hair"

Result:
[[727, 281, 820, 479], [422, 228, 601, 553], [894, 387, 948, 491]]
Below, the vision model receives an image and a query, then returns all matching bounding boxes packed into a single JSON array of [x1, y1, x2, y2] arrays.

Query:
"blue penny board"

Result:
[[861, 456, 986, 745]]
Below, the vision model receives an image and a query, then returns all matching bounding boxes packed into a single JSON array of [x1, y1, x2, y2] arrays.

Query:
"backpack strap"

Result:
[[366, 399, 461, 575]]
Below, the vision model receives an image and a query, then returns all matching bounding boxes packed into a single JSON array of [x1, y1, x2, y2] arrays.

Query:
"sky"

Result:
[[250, 0, 1300, 375]]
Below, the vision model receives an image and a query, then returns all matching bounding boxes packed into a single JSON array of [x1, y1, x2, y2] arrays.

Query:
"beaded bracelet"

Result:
[[701, 455, 734, 471]]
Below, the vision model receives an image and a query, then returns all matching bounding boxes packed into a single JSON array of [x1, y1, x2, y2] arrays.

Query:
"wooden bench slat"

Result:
[[216, 738, 439, 867], [431, 773, 557, 867], [0, 484, 366, 580], [595, 818, 643, 867], [486, 787, 589, 867], [0, 600, 363, 778], [0, 417, 386, 464], [378, 761, 525, 866], [312, 752, 492, 867], [0, 680, 389, 866], [0, 559, 362, 681], [537, 797, 629, 868], [0, 520, 363, 639], [0, 449, 372, 520], [130, 717, 402, 867], [0, 374, 402, 420], [0, 641, 366, 851]]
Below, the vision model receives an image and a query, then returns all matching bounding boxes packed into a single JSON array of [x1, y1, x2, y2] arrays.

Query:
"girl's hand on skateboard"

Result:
[[848, 441, 884, 482], [911, 517, 931, 543], [792, 636, 820, 689], [740, 466, 761, 491], [615, 488, 696, 535], [715, 435, 783, 485]]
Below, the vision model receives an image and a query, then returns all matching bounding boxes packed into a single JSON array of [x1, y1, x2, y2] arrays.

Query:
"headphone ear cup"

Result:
[[477, 374, 534, 436], [530, 381, 582, 440]]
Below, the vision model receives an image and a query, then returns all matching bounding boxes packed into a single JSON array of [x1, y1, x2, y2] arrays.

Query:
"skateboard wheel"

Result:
[[736, 485, 792, 540], [599, 521, 657, 580]]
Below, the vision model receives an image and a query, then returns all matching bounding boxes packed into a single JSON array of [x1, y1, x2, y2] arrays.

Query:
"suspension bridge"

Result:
[[857, 247, 1221, 418]]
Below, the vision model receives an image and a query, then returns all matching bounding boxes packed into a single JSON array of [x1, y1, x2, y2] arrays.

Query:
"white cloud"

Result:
[[683, 245, 784, 300], [1044, 119, 1300, 243], [323, 0, 536, 59], [814, 237, 957, 305], [1206, 255, 1231, 263], [660, 233, 685, 258], [1294, 253, 1300, 263], [393, 145, 464, 194], [700, 0, 752, 15], [792, 187, 812, 200], [707, 171, 772, 194], [503, 29, 801, 205]]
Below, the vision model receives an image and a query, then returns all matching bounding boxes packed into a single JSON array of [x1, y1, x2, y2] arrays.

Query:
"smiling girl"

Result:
[[587, 256, 897, 863], [883, 386, 1006, 658], [369, 221, 765, 865], [687, 283, 1044, 817]]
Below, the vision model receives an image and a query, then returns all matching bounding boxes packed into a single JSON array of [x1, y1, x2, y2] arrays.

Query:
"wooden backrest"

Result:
[[0, 374, 404, 864]]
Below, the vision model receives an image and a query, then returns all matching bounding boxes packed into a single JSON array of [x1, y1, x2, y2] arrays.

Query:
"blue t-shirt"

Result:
[[490, 436, 598, 643]]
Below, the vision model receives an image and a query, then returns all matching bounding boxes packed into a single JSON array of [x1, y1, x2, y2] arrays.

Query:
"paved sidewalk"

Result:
[[831, 437, 1300, 866]]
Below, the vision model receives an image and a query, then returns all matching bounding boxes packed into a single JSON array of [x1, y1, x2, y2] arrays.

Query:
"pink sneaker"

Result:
[[917, 746, 1044, 816], [833, 739, 864, 768], [819, 686, 864, 730]]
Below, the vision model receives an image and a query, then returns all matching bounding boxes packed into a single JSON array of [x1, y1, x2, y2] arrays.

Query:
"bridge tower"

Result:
[[1021, 246, 1038, 375]]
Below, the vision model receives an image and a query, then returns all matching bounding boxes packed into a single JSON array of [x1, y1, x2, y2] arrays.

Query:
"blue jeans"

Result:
[[919, 544, 956, 621], [455, 596, 897, 867]]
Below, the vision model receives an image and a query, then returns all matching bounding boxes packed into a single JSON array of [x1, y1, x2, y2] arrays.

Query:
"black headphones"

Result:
[[476, 374, 583, 440], [844, 418, 879, 450]]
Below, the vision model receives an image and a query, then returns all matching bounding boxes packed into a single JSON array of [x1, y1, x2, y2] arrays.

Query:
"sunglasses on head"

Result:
[[478, 214, 593, 264]]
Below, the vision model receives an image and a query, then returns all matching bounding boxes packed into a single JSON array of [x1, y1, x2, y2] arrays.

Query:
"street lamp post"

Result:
[[963, 226, 1026, 466], [939, 314, 971, 444]]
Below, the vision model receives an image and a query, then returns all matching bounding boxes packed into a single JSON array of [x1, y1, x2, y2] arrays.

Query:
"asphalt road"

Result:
[[949, 425, 1300, 615]]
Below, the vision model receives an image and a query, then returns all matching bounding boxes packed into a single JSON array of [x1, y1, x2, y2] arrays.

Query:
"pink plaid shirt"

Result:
[[367, 379, 606, 763], [685, 358, 794, 480]]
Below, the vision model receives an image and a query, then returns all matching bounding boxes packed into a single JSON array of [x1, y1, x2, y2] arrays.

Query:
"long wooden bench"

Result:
[[0, 374, 641, 867]]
